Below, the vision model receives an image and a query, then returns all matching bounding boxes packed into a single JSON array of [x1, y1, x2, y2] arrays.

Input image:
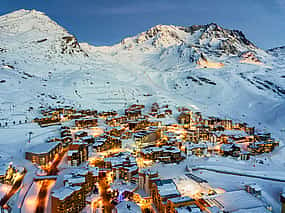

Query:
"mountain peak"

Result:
[[117, 23, 260, 60], [0, 9, 88, 67], [0, 9, 68, 36], [1, 9, 43, 18]]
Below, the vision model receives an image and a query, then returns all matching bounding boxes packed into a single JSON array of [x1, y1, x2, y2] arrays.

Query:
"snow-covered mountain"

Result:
[[93, 23, 267, 67], [0, 9, 285, 136], [0, 9, 88, 75]]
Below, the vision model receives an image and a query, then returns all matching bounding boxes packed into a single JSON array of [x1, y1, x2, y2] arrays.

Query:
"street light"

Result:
[[28, 132, 33, 144]]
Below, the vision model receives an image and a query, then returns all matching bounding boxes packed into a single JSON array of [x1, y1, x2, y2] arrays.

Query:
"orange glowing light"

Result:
[[215, 187, 226, 194], [136, 158, 153, 168], [0, 184, 11, 193], [197, 58, 224, 69], [25, 196, 38, 209]]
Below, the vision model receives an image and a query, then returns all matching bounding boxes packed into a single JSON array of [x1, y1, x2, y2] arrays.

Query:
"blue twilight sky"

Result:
[[1, 0, 285, 49]]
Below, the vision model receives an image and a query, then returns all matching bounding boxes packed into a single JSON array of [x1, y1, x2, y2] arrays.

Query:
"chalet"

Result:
[[178, 107, 191, 112], [245, 184, 262, 197], [106, 115, 127, 126], [186, 129, 199, 143], [60, 127, 73, 147], [61, 129, 72, 138], [113, 164, 138, 182], [152, 179, 181, 213], [121, 130, 133, 139], [186, 143, 208, 157], [107, 126, 125, 137], [128, 118, 150, 131], [165, 109, 172, 115], [138, 169, 159, 195], [240, 151, 250, 160], [63, 167, 98, 195], [178, 112, 191, 125], [93, 137, 107, 152], [255, 132, 271, 141], [34, 115, 61, 127], [61, 136, 73, 147], [99, 110, 118, 119], [162, 132, 183, 148], [51, 167, 98, 213], [166, 196, 196, 213], [149, 103, 172, 118], [104, 152, 138, 182], [74, 131, 88, 139], [92, 134, 122, 152], [25, 142, 62, 166], [67, 141, 88, 167], [77, 109, 97, 116], [51, 186, 84, 213], [140, 146, 185, 163], [151, 103, 159, 112], [74, 117, 97, 129], [193, 112, 202, 123], [47, 137, 62, 143], [232, 122, 247, 130], [248, 140, 279, 154], [245, 126, 255, 135], [134, 126, 161, 150], [69, 113, 84, 120], [220, 143, 241, 157], [125, 104, 145, 120], [81, 135, 94, 144]]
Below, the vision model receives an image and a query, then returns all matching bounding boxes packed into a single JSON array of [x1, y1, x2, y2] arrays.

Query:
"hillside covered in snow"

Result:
[[0, 9, 285, 137]]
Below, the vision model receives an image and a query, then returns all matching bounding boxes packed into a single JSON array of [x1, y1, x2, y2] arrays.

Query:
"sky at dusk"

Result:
[[1, 0, 285, 49]]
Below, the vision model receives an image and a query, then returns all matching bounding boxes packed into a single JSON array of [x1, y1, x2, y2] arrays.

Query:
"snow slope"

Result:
[[0, 9, 284, 137]]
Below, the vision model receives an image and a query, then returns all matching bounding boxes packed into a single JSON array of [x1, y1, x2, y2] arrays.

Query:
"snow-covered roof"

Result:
[[141, 146, 181, 155], [169, 196, 194, 204], [176, 206, 202, 213], [67, 150, 78, 156], [139, 169, 158, 176], [215, 130, 248, 138], [110, 180, 137, 192], [233, 206, 269, 213], [220, 144, 234, 152], [26, 141, 61, 154], [205, 206, 221, 213], [187, 143, 208, 150], [213, 190, 265, 212], [70, 168, 90, 176], [52, 186, 81, 200], [115, 201, 142, 213], [104, 152, 136, 167], [67, 177, 86, 185], [246, 183, 262, 192], [89, 166, 99, 176], [155, 179, 180, 198], [81, 135, 94, 140]]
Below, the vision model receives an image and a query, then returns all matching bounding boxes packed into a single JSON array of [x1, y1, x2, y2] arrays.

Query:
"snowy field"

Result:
[[0, 123, 59, 156]]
